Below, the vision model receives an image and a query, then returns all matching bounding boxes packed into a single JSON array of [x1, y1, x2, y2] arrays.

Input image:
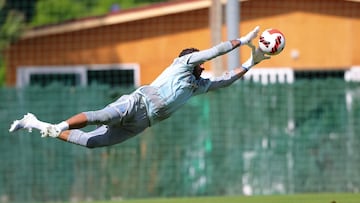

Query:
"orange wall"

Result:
[[6, 0, 360, 86], [239, 0, 360, 70]]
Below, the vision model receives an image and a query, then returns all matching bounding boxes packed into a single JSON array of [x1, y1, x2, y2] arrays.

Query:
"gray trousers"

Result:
[[67, 92, 150, 148]]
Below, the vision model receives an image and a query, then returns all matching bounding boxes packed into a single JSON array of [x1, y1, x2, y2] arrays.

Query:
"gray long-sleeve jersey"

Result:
[[137, 41, 241, 125]]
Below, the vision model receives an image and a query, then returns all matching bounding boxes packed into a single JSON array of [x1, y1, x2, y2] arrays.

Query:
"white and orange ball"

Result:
[[258, 28, 286, 55]]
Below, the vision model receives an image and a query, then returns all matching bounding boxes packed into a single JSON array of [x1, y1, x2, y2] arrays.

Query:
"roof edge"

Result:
[[22, 0, 214, 39]]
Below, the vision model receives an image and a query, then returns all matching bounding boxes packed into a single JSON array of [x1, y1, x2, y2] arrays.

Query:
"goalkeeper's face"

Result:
[[193, 63, 204, 80], [178, 47, 203, 79]]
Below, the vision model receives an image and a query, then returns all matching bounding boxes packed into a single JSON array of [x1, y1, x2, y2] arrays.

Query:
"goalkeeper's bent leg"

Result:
[[64, 125, 139, 148]]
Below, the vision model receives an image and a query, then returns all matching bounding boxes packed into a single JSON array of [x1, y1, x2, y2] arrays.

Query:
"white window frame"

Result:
[[16, 63, 140, 88], [243, 68, 294, 85], [344, 66, 360, 82]]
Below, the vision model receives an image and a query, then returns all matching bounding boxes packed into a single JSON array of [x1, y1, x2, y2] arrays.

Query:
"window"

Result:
[[30, 73, 80, 87], [87, 65, 138, 87], [242, 68, 353, 85], [295, 70, 345, 80], [16, 64, 140, 88]]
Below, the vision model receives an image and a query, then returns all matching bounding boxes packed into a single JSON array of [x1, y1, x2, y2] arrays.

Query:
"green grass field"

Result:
[[89, 193, 360, 203]]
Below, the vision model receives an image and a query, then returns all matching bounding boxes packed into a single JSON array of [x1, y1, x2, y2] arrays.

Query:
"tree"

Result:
[[31, 0, 167, 27], [0, 0, 27, 86]]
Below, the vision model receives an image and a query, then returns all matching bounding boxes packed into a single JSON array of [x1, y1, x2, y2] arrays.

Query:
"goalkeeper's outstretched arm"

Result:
[[205, 44, 271, 91], [186, 26, 260, 66]]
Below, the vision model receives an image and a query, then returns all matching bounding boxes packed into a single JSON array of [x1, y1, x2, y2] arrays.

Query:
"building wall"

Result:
[[239, 0, 360, 70], [5, 0, 360, 86]]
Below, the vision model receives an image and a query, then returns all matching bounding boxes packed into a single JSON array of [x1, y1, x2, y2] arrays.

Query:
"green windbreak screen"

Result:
[[1, 79, 359, 202]]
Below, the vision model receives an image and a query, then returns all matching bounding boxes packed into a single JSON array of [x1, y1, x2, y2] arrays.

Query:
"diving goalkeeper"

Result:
[[9, 26, 270, 148]]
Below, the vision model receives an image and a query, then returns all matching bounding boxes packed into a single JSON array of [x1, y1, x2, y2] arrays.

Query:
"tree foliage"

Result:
[[0, 0, 28, 86], [31, 0, 167, 26], [0, 0, 36, 47]]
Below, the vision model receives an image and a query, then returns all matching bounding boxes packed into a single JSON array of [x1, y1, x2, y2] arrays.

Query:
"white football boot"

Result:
[[9, 113, 39, 133], [9, 113, 61, 138]]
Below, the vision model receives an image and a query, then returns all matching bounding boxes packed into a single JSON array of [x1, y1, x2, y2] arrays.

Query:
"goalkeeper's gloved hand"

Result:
[[238, 26, 260, 45], [242, 43, 271, 71]]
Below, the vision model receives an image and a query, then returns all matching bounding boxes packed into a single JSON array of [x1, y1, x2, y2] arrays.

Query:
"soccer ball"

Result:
[[258, 28, 286, 55]]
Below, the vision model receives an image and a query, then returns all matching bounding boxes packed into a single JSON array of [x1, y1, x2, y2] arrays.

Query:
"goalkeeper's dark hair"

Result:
[[178, 48, 199, 57]]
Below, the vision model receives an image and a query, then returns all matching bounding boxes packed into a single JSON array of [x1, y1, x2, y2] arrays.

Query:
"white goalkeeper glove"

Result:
[[242, 43, 271, 71], [238, 26, 260, 45]]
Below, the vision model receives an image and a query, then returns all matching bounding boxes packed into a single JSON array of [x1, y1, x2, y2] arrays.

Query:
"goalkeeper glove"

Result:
[[238, 26, 260, 45], [242, 43, 271, 71]]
